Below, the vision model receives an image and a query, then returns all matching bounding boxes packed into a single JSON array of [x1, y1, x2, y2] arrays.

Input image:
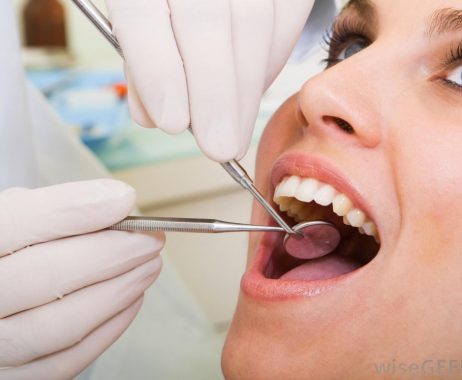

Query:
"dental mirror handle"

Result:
[[109, 216, 285, 234], [110, 217, 341, 257], [70, 0, 295, 235]]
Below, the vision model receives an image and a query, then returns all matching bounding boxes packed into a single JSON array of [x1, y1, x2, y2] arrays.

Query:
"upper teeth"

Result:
[[274, 175, 379, 242]]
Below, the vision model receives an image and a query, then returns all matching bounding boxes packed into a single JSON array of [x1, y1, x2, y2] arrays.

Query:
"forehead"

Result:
[[345, 0, 461, 13]]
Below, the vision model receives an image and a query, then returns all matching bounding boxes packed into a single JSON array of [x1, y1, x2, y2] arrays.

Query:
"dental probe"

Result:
[[70, 0, 296, 235], [109, 217, 341, 257]]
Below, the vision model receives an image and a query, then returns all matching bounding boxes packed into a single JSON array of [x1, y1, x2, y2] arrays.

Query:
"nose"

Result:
[[297, 60, 383, 148]]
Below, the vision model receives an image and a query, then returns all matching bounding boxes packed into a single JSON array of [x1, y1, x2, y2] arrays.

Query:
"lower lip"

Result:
[[241, 229, 367, 301]]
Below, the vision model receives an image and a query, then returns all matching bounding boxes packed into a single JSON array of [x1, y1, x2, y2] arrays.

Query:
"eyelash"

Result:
[[321, 18, 370, 67], [444, 42, 462, 65], [440, 42, 462, 92], [322, 18, 462, 96]]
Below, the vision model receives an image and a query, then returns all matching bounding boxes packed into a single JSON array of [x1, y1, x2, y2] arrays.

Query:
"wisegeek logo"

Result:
[[373, 359, 462, 377]]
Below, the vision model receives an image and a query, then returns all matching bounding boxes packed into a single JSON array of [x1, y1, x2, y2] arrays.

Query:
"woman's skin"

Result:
[[222, 1, 462, 379]]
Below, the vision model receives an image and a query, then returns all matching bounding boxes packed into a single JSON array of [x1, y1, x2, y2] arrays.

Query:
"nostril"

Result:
[[333, 117, 355, 134], [323, 116, 355, 135]]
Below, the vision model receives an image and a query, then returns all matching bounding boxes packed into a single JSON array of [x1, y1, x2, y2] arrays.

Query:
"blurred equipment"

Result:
[[27, 69, 129, 149], [23, 0, 67, 48]]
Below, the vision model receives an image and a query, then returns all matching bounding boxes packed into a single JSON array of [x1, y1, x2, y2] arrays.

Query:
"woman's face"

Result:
[[223, 0, 462, 379]]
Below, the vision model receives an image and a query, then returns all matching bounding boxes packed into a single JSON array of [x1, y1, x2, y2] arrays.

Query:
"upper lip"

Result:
[[270, 151, 379, 231]]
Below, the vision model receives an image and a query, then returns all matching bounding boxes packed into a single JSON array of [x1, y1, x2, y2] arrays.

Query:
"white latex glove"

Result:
[[0, 179, 164, 380], [105, 0, 316, 162]]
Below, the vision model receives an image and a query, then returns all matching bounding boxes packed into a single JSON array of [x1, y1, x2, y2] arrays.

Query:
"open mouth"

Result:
[[263, 174, 381, 282]]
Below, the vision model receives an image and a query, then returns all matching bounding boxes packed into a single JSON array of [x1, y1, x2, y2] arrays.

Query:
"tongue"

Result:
[[280, 254, 361, 281]]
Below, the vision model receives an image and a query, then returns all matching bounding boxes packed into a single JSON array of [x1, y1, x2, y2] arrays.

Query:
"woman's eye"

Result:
[[336, 39, 369, 61], [445, 65, 462, 88]]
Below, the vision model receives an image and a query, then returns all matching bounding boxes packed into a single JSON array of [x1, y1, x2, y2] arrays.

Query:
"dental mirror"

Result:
[[110, 217, 342, 259], [283, 221, 341, 260]]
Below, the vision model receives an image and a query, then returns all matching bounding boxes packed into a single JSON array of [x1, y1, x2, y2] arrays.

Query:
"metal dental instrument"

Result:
[[110, 216, 287, 234], [110, 217, 341, 257], [70, 0, 295, 235]]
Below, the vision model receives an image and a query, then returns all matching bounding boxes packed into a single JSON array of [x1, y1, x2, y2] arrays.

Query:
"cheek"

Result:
[[251, 127, 286, 227], [391, 119, 462, 228], [255, 98, 303, 189]]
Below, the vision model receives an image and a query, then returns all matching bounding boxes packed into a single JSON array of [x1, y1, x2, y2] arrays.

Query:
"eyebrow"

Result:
[[425, 8, 462, 38]]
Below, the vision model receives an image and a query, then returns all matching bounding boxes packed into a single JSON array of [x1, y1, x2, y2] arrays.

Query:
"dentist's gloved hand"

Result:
[[105, 0, 316, 162], [0, 180, 164, 380]]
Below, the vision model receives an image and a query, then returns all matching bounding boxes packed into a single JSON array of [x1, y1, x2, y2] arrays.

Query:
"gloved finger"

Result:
[[0, 297, 144, 380], [169, 0, 240, 162], [124, 64, 157, 129], [264, 0, 316, 90], [229, 0, 274, 160], [106, 0, 190, 134], [0, 230, 163, 318], [0, 258, 161, 367], [0, 179, 135, 256], [0, 188, 28, 195]]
